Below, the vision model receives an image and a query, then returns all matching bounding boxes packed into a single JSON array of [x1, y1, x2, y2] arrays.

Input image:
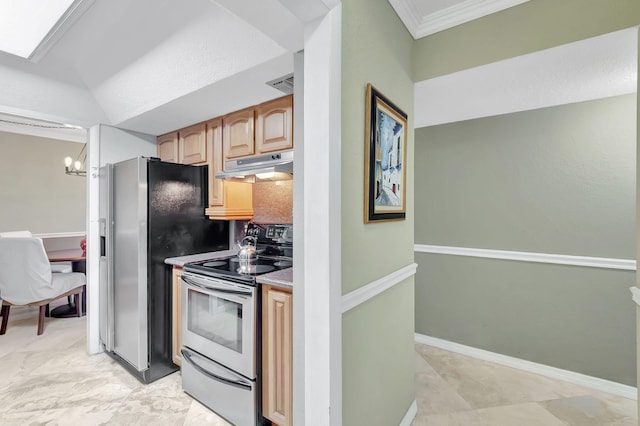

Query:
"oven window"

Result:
[[187, 289, 243, 353]]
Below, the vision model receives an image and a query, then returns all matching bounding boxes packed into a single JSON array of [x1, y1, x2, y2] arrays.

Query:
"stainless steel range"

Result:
[[180, 223, 292, 426]]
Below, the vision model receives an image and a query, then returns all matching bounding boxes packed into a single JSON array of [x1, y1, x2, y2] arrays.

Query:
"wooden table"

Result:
[[47, 249, 86, 317]]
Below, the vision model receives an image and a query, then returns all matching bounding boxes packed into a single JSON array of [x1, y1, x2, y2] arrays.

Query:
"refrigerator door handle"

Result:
[[181, 348, 252, 391], [181, 276, 252, 297]]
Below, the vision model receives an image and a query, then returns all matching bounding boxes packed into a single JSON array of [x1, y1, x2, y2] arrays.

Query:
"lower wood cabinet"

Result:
[[262, 285, 292, 426], [171, 266, 182, 367]]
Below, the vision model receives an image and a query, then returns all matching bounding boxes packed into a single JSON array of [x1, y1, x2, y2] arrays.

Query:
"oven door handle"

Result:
[[181, 348, 252, 391], [181, 276, 253, 296]]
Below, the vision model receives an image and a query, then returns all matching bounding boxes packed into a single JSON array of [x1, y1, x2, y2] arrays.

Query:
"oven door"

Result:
[[181, 271, 256, 379]]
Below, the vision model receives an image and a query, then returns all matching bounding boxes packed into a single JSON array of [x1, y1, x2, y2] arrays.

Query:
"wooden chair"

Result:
[[0, 237, 85, 335]]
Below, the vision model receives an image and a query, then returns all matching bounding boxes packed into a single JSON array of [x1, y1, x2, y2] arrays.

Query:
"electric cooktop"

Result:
[[183, 223, 292, 284]]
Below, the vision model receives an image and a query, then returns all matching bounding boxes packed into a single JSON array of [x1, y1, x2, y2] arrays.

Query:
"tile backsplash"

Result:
[[252, 180, 293, 224]]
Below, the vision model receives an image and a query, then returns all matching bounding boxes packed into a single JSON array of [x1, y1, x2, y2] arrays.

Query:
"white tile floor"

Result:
[[413, 343, 637, 425], [0, 302, 230, 426], [0, 302, 636, 425]]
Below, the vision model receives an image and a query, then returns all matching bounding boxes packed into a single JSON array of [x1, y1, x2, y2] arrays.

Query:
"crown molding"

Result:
[[389, 0, 530, 40]]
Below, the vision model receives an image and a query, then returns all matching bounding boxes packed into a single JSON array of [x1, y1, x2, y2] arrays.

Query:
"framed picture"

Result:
[[364, 83, 408, 223]]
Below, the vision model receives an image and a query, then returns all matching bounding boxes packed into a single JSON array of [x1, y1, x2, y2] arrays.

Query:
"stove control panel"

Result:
[[246, 223, 292, 244], [266, 225, 290, 241]]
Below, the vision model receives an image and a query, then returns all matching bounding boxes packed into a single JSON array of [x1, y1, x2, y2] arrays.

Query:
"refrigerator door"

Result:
[[112, 157, 149, 371], [99, 164, 114, 352]]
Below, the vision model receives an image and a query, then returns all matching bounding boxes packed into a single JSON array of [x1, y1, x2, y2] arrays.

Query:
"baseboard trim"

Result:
[[414, 244, 636, 271], [415, 333, 637, 400], [398, 399, 417, 426], [341, 263, 418, 313]]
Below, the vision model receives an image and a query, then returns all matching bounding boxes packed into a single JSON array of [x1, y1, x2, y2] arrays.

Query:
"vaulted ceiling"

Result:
[[0, 0, 336, 136], [4, 0, 512, 138], [0, 0, 635, 140]]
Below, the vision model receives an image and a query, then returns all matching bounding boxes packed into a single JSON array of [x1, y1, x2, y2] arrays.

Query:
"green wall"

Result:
[[636, 28, 640, 416], [416, 95, 636, 259], [416, 252, 636, 385], [0, 131, 86, 234], [415, 95, 637, 385], [341, 0, 415, 423], [413, 0, 640, 80]]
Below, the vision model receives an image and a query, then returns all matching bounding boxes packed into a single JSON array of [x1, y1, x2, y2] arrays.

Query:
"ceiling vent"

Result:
[[266, 73, 294, 95]]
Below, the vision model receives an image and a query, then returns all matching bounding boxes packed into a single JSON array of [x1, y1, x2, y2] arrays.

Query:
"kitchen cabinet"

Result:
[[157, 124, 206, 166], [262, 285, 292, 426], [157, 132, 179, 162], [204, 118, 253, 220], [223, 107, 255, 160], [255, 95, 293, 154], [178, 123, 207, 165], [171, 266, 182, 367], [205, 119, 224, 207], [157, 119, 253, 220], [223, 95, 294, 164]]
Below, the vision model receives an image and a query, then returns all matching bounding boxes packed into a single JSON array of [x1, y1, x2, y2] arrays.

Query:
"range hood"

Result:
[[216, 150, 293, 182]]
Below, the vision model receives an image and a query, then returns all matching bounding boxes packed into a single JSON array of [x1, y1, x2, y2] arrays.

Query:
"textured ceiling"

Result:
[[0, 0, 332, 136], [0, 0, 635, 140]]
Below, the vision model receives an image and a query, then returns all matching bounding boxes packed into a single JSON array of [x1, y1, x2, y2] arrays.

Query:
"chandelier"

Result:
[[64, 143, 87, 176]]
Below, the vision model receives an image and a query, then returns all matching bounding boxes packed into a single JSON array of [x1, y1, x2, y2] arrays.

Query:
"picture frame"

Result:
[[364, 83, 408, 223]]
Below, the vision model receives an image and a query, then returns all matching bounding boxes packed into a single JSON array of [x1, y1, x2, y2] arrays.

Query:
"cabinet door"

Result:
[[171, 267, 182, 366], [262, 285, 292, 426], [157, 132, 179, 163], [206, 119, 224, 206], [178, 123, 207, 164], [223, 108, 255, 160], [256, 95, 293, 154]]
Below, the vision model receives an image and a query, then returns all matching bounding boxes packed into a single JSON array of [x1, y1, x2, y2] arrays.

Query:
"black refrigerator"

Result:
[[99, 157, 229, 383]]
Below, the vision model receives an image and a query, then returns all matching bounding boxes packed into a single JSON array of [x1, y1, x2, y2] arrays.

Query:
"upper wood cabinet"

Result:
[[157, 132, 179, 162], [256, 95, 293, 154], [178, 123, 207, 165], [206, 119, 224, 207], [205, 117, 254, 220], [223, 108, 255, 160], [157, 120, 252, 220], [157, 124, 207, 165]]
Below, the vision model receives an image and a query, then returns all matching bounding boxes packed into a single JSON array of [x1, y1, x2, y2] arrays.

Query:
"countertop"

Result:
[[256, 267, 293, 291], [164, 249, 236, 267]]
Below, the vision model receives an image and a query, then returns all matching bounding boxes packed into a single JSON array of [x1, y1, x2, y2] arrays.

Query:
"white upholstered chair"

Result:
[[0, 237, 85, 335], [0, 230, 72, 272]]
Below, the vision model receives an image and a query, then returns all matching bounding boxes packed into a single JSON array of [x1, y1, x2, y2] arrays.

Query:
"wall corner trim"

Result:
[[414, 244, 636, 271], [398, 400, 417, 426], [341, 263, 417, 313], [630, 286, 640, 306], [415, 333, 638, 400]]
